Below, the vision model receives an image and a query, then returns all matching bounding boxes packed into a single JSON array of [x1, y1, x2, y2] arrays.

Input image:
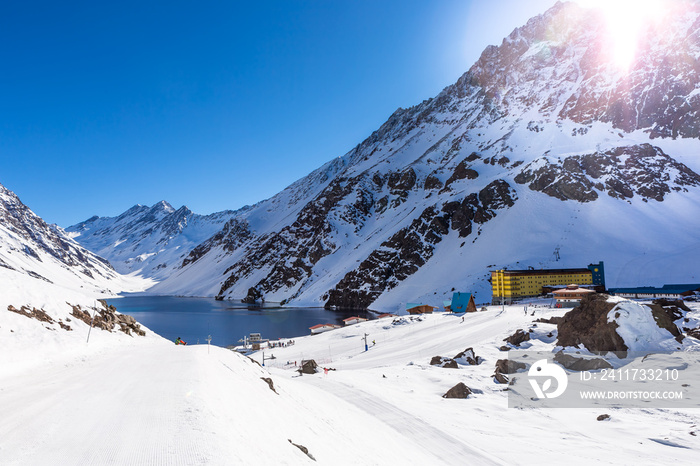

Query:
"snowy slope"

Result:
[[0, 181, 158, 375], [0, 182, 147, 296], [66, 201, 239, 280], [3, 298, 699, 464]]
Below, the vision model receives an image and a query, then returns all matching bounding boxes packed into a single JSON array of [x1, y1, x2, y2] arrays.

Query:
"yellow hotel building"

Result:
[[491, 262, 605, 304]]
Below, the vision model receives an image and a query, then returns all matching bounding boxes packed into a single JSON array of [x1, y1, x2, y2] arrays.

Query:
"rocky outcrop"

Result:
[[454, 347, 482, 365], [556, 294, 627, 355], [181, 219, 252, 268], [325, 180, 517, 309], [430, 356, 459, 369], [515, 145, 700, 203], [70, 302, 146, 336], [7, 305, 56, 324], [504, 329, 531, 347]]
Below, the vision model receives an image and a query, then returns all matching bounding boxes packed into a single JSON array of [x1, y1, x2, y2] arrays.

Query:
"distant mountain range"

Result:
[[66, 1, 700, 311], [0, 182, 125, 295], [66, 201, 238, 280]]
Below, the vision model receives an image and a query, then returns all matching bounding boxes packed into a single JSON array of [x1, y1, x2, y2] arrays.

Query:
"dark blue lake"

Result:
[[105, 295, 370, 347]]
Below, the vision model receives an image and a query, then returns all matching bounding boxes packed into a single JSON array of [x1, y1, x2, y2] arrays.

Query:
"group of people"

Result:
[[269, 339, 295, 348]]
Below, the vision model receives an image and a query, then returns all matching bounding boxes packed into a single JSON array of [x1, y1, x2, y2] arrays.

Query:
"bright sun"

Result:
[[576, 0, 666, 69]]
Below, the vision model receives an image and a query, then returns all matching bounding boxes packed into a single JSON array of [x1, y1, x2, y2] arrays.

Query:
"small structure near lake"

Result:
[[343, 316, 368, 326], [406, 304, 437, 315], [309, 323, 340, 335]]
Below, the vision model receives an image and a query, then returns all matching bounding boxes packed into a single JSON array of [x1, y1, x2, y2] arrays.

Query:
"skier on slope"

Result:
[[175, 337, 187, 345]]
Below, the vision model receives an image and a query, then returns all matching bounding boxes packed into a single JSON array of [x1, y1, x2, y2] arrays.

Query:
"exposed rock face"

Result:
[[515, 145, 700, 203], [325, 180, 517, 309], [242, 287, 263, 304], [443, 382, 473, 399], [69, 301, 146, 336], [0, 182, 117, 285], [182, 219, 252, 268], [556, 294, 628, 355]]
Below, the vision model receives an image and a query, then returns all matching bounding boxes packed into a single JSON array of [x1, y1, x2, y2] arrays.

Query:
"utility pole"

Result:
[[86, 302, 96, 344], [207, 334, 212, 354]]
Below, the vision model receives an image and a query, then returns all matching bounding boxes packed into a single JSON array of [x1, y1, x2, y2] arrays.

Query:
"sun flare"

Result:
[[577, 0, 666, 69]]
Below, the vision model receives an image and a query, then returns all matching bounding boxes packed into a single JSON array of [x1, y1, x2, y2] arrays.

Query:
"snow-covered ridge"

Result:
[[66, 201, 241, 280]]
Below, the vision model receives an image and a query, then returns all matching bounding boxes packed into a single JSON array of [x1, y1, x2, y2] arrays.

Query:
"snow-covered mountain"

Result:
[[66, 201, 239, 280], [0, 181, 130, 295], [82, 1, 700, 311]]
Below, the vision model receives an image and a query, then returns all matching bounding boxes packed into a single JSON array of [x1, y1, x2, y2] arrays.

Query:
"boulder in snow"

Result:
[[442, 382, 472, 399], [430, 356, 459, 369]]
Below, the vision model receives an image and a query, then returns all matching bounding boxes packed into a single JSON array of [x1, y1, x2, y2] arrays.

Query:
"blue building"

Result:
[[450, 292, 477, 313]]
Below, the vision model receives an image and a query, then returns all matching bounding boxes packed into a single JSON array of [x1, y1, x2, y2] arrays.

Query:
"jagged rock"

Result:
[[515, 145, 700, 203], [597, 414, 611, 421], [499, 346, 512, 352], [504, 329, 531, 347], [242, 287, 263, 304], [388, 167, 417, 192], [260, 377, 278, 394], [443, 158, 479, 191], [454, 347, 482, 365], [288, 439, 316, 461], [430, 356, 459, 369], [556, 294, 629, 356], [493, 372, 510, 384], [424, 173, 443, 190], [7, 305, 54, 324], [442, 382, 473, 399], [554, 352, 612, 371], [69, 303, 146, 337]]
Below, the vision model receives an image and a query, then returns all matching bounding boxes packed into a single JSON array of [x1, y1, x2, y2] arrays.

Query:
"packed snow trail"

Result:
[[0, 341, 449, 465], [0, 344, 218, 465], [301, 376, 502, 465]]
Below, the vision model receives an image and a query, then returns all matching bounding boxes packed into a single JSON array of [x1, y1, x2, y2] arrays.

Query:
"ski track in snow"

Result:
[[301, 376, 501, 465]]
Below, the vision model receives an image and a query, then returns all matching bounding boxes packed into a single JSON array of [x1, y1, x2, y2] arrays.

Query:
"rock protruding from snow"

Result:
[[503, 329, 531, 347], [553, 352, 612, 371], [556, 294, 692, 356], [454, 347, 482, 365], [442, 382, 473, 399], [430, 356, 459, 369]]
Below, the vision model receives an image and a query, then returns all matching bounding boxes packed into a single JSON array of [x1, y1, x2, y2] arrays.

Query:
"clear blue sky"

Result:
[[0, 0, 559, 226]]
